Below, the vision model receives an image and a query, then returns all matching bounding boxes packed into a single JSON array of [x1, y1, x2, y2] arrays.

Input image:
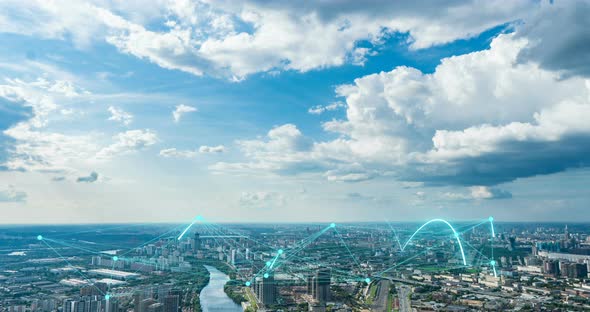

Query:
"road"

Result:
[[397, 285, 412, 312], [370, 280, 391, 311]]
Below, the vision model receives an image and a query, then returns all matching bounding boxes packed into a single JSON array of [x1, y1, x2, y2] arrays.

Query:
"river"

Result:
[[199, 265, 243, 312]]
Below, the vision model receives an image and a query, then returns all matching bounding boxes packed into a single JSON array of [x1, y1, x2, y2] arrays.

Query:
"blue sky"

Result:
[[0, 0, 589, 223]]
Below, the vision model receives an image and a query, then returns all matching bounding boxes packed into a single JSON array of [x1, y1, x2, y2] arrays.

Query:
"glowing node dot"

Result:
[[105, 294, 110, 300], [112, 256, 118, 261], [330, 223, 336, 228], [263, 273, 269, 278], [365, 278, 371, 283], [37, 235, 43, 241], [196, 215, 203, 221], [490, 260, 496, 266], [266, 261, 271, 266], [278, 249, 284, 254], [454, 232, 460, 238], [245, 281, 251, 286], [488, 216, 494, 222]]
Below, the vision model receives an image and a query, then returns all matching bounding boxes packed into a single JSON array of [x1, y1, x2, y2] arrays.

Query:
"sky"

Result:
[[0, 0, 589, 224]]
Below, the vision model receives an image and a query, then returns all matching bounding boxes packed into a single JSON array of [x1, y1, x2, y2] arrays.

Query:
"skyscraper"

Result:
[[193, 233, 201, 252], [308, 268, 331, 303], [256, 274, 276, 306], [133, 292, 142, 312], [164, 290, 182, 312]]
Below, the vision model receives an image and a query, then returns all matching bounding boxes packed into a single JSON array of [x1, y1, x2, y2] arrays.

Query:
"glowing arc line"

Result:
[[178, 216, 202, 240], [401, 219, 467, 266]]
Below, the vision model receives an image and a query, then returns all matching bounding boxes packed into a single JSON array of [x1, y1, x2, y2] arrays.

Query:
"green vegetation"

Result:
[[366, 282, 379, 305], [223, 280, 247, 305], [244, 287, 259, 311]]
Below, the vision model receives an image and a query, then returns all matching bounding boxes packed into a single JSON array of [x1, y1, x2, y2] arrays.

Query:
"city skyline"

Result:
[[1, 0, 590, 223], [2, 219, 589, 311]]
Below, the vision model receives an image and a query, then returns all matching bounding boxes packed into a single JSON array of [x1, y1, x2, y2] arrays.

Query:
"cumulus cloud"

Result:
[[0, 0, 539, 79], [1, 78, 100, 172], [108, 106, 133, 125], [172, 104, 197, 123], [444, 186, 512, 200], [96, 129, 158, 160], [199, 145, 225, 153], [1, 73, 189, 174], [213, 32, 590, 186], [516, 0, 590, 78], [76, 171, 98, 183], [0, 185, 27, 202], [159, 148, 197, 158], [470, 186, 512, 200]]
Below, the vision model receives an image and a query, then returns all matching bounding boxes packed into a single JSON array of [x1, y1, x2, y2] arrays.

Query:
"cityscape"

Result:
[[1, 0, 590, 311], [1, 220, 590, 311]]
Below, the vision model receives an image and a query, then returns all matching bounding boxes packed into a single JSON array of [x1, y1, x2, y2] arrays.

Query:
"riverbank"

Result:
[[199, 265, 243, 312]]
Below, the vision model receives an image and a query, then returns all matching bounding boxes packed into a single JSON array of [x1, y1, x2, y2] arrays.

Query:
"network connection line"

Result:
[[262, 224, 332, 276], [334, 228, 362, 271], [28, 215, 505, 295], [41, 239, 107, 297], [268, 250, 283, 270], [385, 220, 403, 251], [489, 216, 497, 277], [177, 215, 203, 240], [489, 216, 496, 238], [401, 219, 467, 266]]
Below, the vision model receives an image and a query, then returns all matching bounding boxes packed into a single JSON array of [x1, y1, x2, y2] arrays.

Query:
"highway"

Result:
[[398, 285, 412, 312], [370, 280, 391, 311]]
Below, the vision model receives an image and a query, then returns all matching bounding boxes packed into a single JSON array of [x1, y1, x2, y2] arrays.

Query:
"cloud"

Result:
[[76, 171, 98, 183], [172, 104, 197, 123], [0, 185, 27, 202], [159, 148, 197, 158], [239, 191, 285, 209], [214, 33, 590, 186], [0, 0, 539, 79], [96, 129, 158, 160], [52, 176, 66, 182], [108, 106, 133, 126], [469, 186, 512, 200], [199, 145, 225, 153], [1, 77, 100, 172], [444, 186, 512, 200], [159, 145, 225, 157], [415, 191, 426, 199], [308, 102, 346, 115], [516, 0, 590, 78]]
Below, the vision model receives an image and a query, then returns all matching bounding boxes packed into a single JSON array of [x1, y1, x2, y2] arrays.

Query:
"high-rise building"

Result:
[[133, 292, 142, 312], [63, 296, 116, 312], [193, 233, 201, 252], [307, 268, 331, 303], [256, 274, 276, 306], [543, 260, 560, 277], [163, 294, 180, 312]]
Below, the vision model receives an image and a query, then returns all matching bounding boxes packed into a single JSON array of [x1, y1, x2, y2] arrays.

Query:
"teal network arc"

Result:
[[401, 219, 467, 266]]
